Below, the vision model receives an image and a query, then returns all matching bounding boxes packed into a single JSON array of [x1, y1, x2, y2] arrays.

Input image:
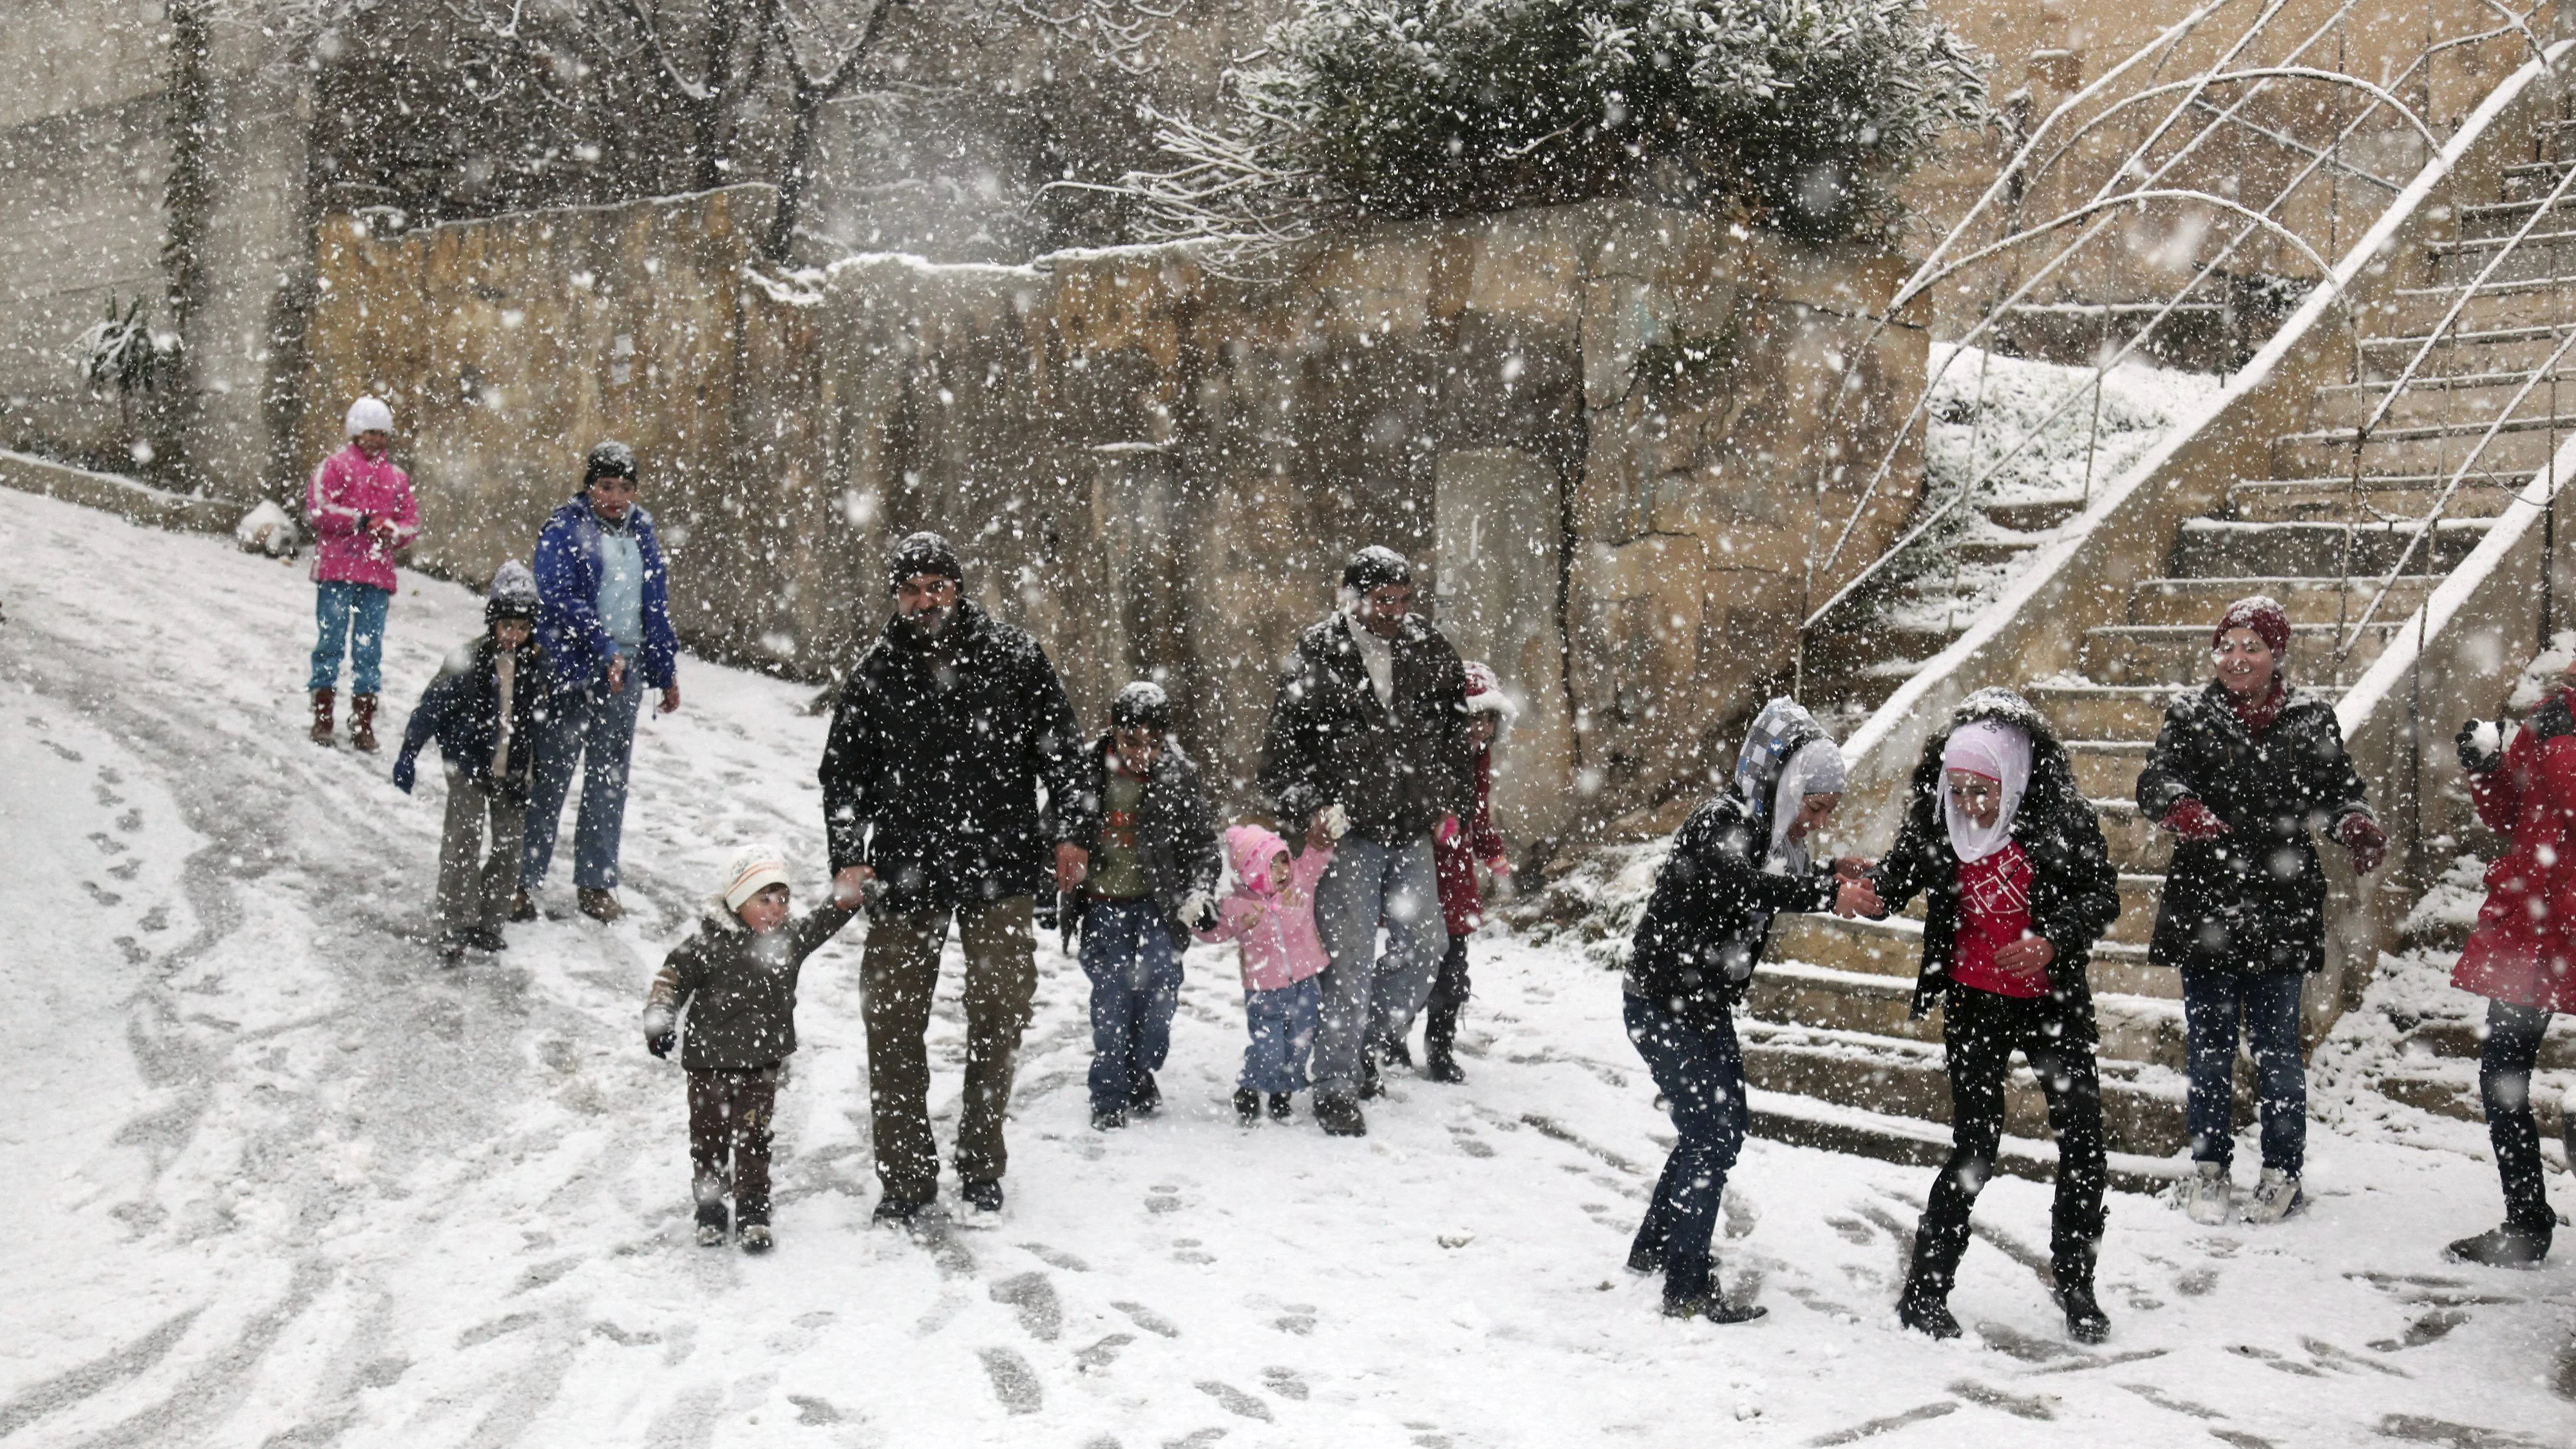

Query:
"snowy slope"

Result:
[[0, 485, 2569, 1447]]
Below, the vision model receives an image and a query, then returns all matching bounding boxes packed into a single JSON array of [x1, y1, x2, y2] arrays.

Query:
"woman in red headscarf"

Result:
[[2443, 654, 2576, 1265], [2138, 596, 2382, 1229]]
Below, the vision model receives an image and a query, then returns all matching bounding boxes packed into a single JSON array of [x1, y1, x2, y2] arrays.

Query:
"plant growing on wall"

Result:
[[71, 296, 180, 459], [1115, 0, 1986, 256]]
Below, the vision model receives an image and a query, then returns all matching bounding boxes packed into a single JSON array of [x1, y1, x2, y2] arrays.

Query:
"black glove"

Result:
[[646, 1030, 674, 1059], [2457, 719, 2505, 775], [391, 755, 417, 793]]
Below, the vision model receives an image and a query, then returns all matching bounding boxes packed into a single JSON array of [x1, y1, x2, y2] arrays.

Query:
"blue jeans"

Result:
[[2182, 967, 2307, 1174], [1080, 899, 1182, 1113], [1311, 834, 1443, 1095], [1241, 977, 1322, 1094], [307, 581, 391, 694], [1624, 993, 1747, 1301], [520, 674, 644, 892]]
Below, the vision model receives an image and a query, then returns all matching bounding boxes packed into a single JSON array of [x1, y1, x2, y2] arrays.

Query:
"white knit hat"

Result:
[[721, 842, 791, 913], [345, 395, 394, 438]]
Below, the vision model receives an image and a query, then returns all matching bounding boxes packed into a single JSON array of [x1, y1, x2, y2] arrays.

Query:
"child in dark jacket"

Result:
[[1067, 681, 1224, 1130], [392, 561, 553, 963], [641, 844, 864, 1252]]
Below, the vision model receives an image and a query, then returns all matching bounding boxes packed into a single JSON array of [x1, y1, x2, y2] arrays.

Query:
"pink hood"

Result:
[[1197, 824, 1332, 991]]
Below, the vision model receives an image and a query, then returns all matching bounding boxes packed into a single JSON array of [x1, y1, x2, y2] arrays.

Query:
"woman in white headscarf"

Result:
[[1853, 688, 2121, 1345], [1622, 697, 1873, 1321]]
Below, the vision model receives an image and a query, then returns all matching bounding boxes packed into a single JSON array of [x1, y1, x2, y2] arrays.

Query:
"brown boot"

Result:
[[507, 889, 537, 923], [310, 688, 336, 746], [349, 694, 380, 753], [578, 889, 625, 922]]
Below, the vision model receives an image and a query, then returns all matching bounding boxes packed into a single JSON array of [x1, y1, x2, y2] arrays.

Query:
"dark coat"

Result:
[[1873, 690, 2123, 1043], [1066, 734, 1224, 949], [1625, 784, 1838, 1032], [819, 600, 1089, 915], [2136, 680, 2374, 976], [647, 898, 860, 1072], [1258, 611, 1474, 846], [533, 492, 679, 689], [393, 635, 556, 803]]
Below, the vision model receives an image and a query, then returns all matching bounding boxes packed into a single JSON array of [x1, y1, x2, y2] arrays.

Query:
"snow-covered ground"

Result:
[[0, 484, 2570, 1447]]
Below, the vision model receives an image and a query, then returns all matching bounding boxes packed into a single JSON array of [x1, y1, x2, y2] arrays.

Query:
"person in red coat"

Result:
[[1381, 661, 1516, 1084], [2447, 676, 2576, 1265]]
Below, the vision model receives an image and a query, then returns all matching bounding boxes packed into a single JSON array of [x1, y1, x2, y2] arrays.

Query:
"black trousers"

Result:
[[2481, 999, 2557, 1237], [1425, 936, 1471, 1051], [689, 1065, 781, 1229], [1907, 987, 2108, 1302]]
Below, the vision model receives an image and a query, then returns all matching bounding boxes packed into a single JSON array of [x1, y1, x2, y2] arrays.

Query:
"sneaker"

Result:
[[577, 889, 626, 923], [962, 1179, 1005, 1213], [1092, 1105, 1128, 1132], [2180, 1160, 2233, 1226], [2058, 1282, 2110, 1344], [2445, 1223, 2553, 1267], [2242, 1168, 2303, 1226], [1898, 1295, 1963, 1340], [1128, 1071, 1162, 1116], [507, 890, 538, 923], [1234, 1088, 1262, 1124], [739, 1224, 773, 1255], [466, 927, 508, 953], [1267, 1092, 1294, 1121], [1314, 1092, 1368, 1137], [1421, 1048, 1466, 1084], [695, 1222, 727, 1247]]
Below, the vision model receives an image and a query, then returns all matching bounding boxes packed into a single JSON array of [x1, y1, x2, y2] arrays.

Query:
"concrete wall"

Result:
[[303, 191, 1927, 842]]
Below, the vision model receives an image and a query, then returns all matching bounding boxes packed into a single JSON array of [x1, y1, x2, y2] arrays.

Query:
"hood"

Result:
[[1225, 824, 1289, 895], [1732, 697, 1835, 826]]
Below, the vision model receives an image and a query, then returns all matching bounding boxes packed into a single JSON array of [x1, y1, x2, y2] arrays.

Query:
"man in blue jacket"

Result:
[[516, 440, 681, 923]]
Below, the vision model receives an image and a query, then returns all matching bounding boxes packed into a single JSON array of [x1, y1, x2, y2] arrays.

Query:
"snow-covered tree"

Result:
[[1120, 0, 1987, 256]]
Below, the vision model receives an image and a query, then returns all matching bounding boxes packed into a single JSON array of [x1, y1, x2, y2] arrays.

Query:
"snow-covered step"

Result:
[[1743, 959, 2186, 1070], [2122, 573, 2436, 627], [2079, 621, 2400, 687], [2273, 416, 2576, 479], [2354, 325, 2576, 381], [2227, 478, 2519, 524], [2024, 681, 2186, 740], [2065, 737, 2154, 799], [2171, 518, 2488, 578]]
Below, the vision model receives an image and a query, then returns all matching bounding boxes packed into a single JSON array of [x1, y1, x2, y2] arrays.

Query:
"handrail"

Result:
[[1792, 0, 2553, 687]]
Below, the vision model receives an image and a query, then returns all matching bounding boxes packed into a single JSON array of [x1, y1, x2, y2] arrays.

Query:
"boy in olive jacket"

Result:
[[643, 844, 862, 1253]]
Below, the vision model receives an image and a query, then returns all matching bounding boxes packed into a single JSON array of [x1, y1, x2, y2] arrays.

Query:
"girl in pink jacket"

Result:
[[1199, 822, 1334, 1124], [304, 396, 419, 752]]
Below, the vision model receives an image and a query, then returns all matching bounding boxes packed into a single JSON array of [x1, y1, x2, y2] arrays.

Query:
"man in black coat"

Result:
[[1258, 546, 1474, 1137], [821, 532, 1090, 1219]]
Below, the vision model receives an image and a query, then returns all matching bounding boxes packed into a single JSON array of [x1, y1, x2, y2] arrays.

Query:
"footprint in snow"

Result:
[[1197, 1382, 1270, 1421], [978, 1346, 1043, 1414], [1074, 1332, 1134, 1369], [1112, 1301, 1180, 1338], [1018, 1241, 1090, 1273], [988, 1272, 1061, 1341], [1260, 1367, 1309, 1401]]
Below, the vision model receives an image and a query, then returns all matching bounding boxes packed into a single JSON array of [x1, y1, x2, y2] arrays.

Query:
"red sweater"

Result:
[[1435, 751, 1506, 936]]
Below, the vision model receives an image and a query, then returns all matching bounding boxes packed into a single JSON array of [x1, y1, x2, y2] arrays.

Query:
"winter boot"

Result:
[[1128, 1070, 1162, 1116], [1267, 1092, 1294, 1121], [872, 1193, 933, 1228], [1092, 1104, 1128, 1132], [349, 694, 380, 753], [309, 688, 336, 746], [2445, 1222, 2553, 1267], [466, 927, 508, 953], [507, 890, 538, 923], [739, 1224, 774, 1254], [1358, 1049, 1385, 1101], [2180, 1160, 2233, 1226], [962, 1179, 1005, 1213], [1897, 1291, 1963, 1340], [1422, 1001, 1467, 1083], [578, 889, 626, 923], [2242, 1168, 2302, 1226], [1314, 1091, 1368, 1137], [1626, 1236, 1667, 1277], [1379, 1033, 1414, 1069], [695, 1222, 727, 1248], [1898, 1232, 1965, 1340], [1235, 1088, 1262, 1124], [2056, 1279, 2110, 1345], [1658, 1253, 1766, 1321]]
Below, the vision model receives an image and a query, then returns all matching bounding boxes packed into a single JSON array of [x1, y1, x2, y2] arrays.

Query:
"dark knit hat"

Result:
[[486, 560, 540, 626], [1341, 545, 1413, 594], [2214, 595, 2291, 656], [584, 440, 638, 484], [887, 531, 963, 594], [1110, 680, 1172, 731]]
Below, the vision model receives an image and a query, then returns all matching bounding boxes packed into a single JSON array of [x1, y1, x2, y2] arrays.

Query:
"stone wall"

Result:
[[303, 189, 1926, 843]]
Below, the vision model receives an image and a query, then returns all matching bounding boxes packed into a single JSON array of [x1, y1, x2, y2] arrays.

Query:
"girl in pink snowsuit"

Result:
[[1198, 822, 1334, 1123], [303, 395, 419, 750]]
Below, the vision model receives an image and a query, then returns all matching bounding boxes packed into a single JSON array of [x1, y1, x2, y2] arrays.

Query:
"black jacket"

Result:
[[647, 897, 860, 1072], [1066, 734, 1224, 949], [819, 600, 1089, 915], [1873, 690, 2123, 1042], [2136, 680, 2374, 975], [1258, 611, 1474, 846], [394, 635, 555, 803], [1625, 788, 1837, 1031]]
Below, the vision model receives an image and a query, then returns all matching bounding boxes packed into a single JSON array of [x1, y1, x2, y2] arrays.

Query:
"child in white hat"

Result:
[[641, 842, 865, 1252]]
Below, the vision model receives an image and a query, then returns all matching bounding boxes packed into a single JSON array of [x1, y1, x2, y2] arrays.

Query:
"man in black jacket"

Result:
[[1258, 547, 1473, 1137], [821, 532, 1090, 1219]]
